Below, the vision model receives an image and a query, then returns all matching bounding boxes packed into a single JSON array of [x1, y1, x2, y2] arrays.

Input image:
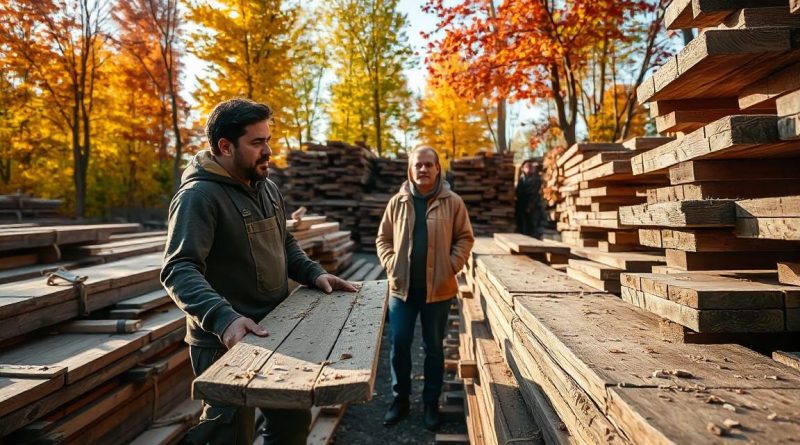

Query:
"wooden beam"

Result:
[[739, 62, 800, 110], [665, 248, 800, 270], [773, 351, 800, 370], [619, 200, 736, 227], [778, 262, 800, 285], [669, 159, 800, 185], [492, 233, 571, 255], [720, 6, 800, 29]]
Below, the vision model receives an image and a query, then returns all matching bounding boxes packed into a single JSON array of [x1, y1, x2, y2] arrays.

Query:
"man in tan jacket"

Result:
[[376, 146, 474, 431]]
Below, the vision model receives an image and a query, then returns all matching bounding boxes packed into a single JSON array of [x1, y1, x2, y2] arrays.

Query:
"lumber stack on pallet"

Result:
[[552, 138, 671, 293], [450, 152, 516, 236], [357, 157, 407, 252], [469, 253, 800, 444], [193, 281, 388, 409]]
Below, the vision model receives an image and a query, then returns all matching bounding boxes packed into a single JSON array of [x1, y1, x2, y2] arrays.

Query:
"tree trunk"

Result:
[[168, 77, 183, 193], [496, 97, 507, 153], [550, 64, 577, 147], [373, 83, 382, 156]]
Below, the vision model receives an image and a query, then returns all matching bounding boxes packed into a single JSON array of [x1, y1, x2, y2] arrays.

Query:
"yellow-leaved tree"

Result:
[[417, 57, 495, 165], [188, 0, 300, 156]]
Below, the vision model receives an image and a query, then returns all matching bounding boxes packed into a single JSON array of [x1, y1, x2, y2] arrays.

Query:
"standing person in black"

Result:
[[515, 159, 544, 238]]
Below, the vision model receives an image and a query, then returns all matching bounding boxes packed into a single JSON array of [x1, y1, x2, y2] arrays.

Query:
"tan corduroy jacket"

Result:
[[376, 175, 474, 303]]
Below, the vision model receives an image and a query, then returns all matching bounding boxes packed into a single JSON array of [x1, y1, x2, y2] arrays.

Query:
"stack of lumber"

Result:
[[618, 3, 800, 339], [450, 152, 516, 236], [0, 222, 198, 444], [552, 139, 671, 293], [0, 194, 63, 221], [288, 215, 355, 274], [460, 248, 800, 444], [284, 141, 375, 242], [268, 165, 286, 191], [492, 232, 571, 269], [357, 156, 407, 252]]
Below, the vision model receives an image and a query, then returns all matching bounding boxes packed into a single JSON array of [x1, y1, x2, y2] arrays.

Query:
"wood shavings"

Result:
[[707, 422, 727, 436], [706, 395, 725, 404], [722, 403, 737, 412], [723, 419, 740, 429], [608, 348, 625, 354], [340, 353, 353, 360]]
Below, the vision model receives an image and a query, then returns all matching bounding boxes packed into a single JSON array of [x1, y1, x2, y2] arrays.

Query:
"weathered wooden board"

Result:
[[493, 233, 571, 255], [639, 228, 799, 252], [566, 267, 621, 294], [740, 62, 800, 110], [570, 247, 665, 271], [193, 281, 388, 408], [721, 6, 800, 29], [621, 286, 785, 332], [669, 159, 800, 185], [774, 350, 800, 370], [665, 248, 800, 271], [619, 200, 735, 227], [475, 255, 596, 301], [638, 28, 799, 104], [0, 224, 140, 251], [607, 387, 800, 445], [735, 195, 800, 239], [778, 262, 800, 285]]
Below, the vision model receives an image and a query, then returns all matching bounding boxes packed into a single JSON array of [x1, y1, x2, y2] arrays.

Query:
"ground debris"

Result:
[[706, 422, 728, 437]]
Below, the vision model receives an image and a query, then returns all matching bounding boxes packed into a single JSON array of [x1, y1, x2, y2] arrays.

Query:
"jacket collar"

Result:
[[398, 175, 452, 203]]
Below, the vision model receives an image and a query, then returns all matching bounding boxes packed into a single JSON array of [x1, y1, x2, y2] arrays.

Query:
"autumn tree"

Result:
[[326, 0, 413, 156], [0, 0, 110, 217], [188, 0, 299, 154], [418, 57, 494, 161], [425, 0, 670, 146], [113, 0, 186, 192]]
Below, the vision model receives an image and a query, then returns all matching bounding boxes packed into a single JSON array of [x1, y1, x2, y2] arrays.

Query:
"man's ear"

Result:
[[218, 138, 234, 157]]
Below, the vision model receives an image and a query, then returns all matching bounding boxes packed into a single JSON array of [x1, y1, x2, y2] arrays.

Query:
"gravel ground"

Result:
[[333, 254, 468, 443]]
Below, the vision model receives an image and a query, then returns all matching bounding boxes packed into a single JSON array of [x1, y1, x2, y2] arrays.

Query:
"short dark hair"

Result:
[[205, 98, 273, 155]]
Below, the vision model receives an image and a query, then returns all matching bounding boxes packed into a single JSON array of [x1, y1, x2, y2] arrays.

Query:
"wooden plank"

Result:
[[362, 264, 384, 281], [619, 200, 735, 227], [669, 159, 800, 185], [57, 319, 141, 334], [720, 6, 800, 29], [570, 247, 665, 271], [473, 322, 540, 445], [649, 228, 797, 252], [638, 28, 797, 103], [492, 233, 570, 255], [567, 259, 623, 281], [338, 258, 367, 280], [313, 281, 388, 406], [666, 248, 800, 271], [475, 255, 596, 301], [0, 365, 66, 379], [194, 283, 387, 409], [736, 195, 800, 217], [621, 286, 785, 333], [773, 351, 800, 370], [739, 62, 800, 110], [778, 262, 800, 285], [566, 267, 621, 294], [777, 89, 800, 116], [736, 217, 800, 240], [623, 271, 791, 309], [648, 180, 800, 203], [607, 387, 800, 445], [113, 288, 170, 310], [510, 319, 627, 445], [128, 398, 202, 445]]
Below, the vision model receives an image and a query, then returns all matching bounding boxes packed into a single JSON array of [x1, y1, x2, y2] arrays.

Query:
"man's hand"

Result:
[[222, 316, 268, 349], [315, 273, 358, 294]]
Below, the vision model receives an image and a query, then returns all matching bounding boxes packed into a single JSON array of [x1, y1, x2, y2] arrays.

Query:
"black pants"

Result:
[[187, 346, 312, 445]]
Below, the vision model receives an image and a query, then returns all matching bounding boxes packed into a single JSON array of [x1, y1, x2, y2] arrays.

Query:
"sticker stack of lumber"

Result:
[[450, 152, 516, 236], [287, 215, 355, 274], [357, 156, 407, 252], [552, 139, 671, 293], [0, 222, 200, 444], [0, 194, 63, 222], [491, 232, 572, 270], [620, 2, 800, 339]]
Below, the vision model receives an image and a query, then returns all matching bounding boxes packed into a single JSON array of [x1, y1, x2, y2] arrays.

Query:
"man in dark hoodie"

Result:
[[161, 98, 355, 445], [376, 146, 474, 431]]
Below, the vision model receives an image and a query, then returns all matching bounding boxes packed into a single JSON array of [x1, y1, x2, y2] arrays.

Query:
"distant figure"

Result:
[[161, 98, 355, 445], [516, 159, 543, 238], [376, 145, 475, 431]]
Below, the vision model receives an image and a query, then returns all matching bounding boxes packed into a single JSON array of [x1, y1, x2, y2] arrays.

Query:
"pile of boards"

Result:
[[288, 214, 355, 274], [0, 194, 63, 222], [0, 222, 195, 445], [551, 139, 672, 294], [458, 234, 800, 444], [284, 141, 375, 241], [617, 0, 800, 340], [357, 156, 407, 252], [450, 152, 516, 236]]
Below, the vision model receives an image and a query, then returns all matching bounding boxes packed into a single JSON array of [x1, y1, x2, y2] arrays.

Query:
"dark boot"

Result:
[[383, 397, 410, 426], [424, 403, 441, 431]]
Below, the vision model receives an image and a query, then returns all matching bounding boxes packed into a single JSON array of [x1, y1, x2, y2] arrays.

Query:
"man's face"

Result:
[[410, 150, 441, 191], [522, 162, 533, 176], [232, 120, 272, 184]]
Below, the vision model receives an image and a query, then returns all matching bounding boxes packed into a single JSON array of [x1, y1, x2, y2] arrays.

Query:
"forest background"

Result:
[[0, 0, 680, 217]]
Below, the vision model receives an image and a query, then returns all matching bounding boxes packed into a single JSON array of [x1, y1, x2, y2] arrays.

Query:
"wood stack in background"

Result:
[[0, 194, 63, 222], [450, 152, 516, 236], [284, 141, 375, 246], [617, 2, 800, 341], [552, 139, 671, 293], [358, 156, 407, 252]]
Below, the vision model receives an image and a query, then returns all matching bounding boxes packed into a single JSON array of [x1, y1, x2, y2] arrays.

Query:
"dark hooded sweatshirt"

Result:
[[161, 150, 326, 348]]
